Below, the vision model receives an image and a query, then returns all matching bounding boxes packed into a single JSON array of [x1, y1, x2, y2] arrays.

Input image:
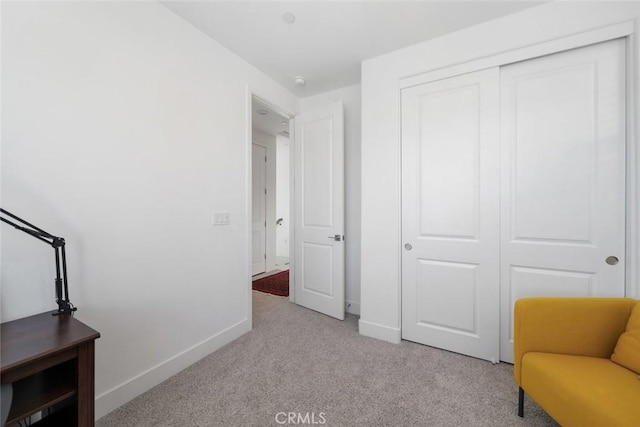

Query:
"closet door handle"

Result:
[[606, 256, 619, 265]]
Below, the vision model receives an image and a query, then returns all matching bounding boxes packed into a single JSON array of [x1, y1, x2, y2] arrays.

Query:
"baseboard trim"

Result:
[[345, 301, 360, 316], [358, 319, 401, 344], [95, 317, 251, 420]]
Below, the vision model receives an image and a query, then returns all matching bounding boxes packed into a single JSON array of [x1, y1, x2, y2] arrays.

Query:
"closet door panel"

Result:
[[500, 39, 627, 362], [401, 68, 500, 362]]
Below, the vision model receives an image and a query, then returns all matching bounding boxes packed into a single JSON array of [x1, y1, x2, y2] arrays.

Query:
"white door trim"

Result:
[[288, 117, 296, 303], [245, 88, 295, 325], [400, 20, 634, 90], [398, 21, 638, 312], [625, 29, 639, 300]]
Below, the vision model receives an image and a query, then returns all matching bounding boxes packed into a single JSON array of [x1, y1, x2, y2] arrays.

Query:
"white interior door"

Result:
[[252, 143, 267, 275], [294, 101, 345, 320], [499, 39, 627, 362], [401, 68, 501, 362]]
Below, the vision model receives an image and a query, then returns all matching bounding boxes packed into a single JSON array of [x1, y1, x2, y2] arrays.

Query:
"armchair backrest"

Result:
[[513, 297, 636, 385]]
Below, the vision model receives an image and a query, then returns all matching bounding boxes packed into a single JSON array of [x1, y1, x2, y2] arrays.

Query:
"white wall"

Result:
[[1, 0, 297, 418], [360, 1, 640, 343], [300, 84, 361, 315], [276, 134, 290, 260], [252, 129, 277, 273]]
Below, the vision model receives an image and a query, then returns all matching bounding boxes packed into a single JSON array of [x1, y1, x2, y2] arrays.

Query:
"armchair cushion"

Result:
[[612, 302, 640, 374], [523, 352, 640, 426]]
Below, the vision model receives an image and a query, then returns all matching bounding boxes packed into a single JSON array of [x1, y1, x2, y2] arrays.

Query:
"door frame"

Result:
[[398, 20, 638, 341], [246, 88, 296, 325]]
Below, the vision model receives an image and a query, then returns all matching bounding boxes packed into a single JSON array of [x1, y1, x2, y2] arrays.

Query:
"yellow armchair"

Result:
[[514, 297, 639, 426]]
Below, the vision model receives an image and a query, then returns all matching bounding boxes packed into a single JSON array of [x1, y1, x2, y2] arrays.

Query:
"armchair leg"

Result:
[[518, 387, 524, 418]]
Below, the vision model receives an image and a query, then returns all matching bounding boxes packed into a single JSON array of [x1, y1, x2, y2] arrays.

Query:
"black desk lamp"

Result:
[[0, 208, 77, 315]]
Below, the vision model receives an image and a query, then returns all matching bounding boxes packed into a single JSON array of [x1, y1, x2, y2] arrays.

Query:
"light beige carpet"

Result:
[[97, 291, 556, 426]]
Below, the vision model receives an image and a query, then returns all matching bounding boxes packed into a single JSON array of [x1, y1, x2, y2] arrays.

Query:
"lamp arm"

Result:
[[0, 208, 77, 315], [0, 208, 55, 238], [1, 217, 53, 245]]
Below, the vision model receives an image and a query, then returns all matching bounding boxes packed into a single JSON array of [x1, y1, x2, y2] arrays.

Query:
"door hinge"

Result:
[[264, 188, 267, 195], [265, 156, 267, 162]]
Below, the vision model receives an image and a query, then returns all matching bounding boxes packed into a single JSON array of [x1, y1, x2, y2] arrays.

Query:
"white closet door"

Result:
[[401, 68, 500, 362], [500, 39, 627, 362]]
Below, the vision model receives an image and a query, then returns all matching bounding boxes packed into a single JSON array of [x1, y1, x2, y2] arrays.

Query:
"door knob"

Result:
[[405, 243, 412, 251], [606, 256, 619, 265], [328, 235, 342, 242]]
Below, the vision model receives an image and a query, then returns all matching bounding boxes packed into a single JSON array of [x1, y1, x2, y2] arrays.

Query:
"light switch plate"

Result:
[[212, 212, 230, 226]]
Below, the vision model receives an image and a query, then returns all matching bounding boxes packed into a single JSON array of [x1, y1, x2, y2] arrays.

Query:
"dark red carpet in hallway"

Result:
[[252, 271, 289, 297]]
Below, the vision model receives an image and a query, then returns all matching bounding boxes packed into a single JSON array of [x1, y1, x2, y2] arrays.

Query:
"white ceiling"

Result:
[[161, 1, 543, 97]]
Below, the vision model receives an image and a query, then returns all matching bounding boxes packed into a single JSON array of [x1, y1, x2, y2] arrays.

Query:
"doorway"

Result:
[[248, 94, 347, 321], [250, 96, 292, 289]]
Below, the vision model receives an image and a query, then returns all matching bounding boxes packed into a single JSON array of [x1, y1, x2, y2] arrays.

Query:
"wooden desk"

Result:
[[1, 312, 100, 426]]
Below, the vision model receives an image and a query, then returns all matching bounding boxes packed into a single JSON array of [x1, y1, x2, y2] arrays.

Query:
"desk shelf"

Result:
[[6, 360, 76, 425]]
